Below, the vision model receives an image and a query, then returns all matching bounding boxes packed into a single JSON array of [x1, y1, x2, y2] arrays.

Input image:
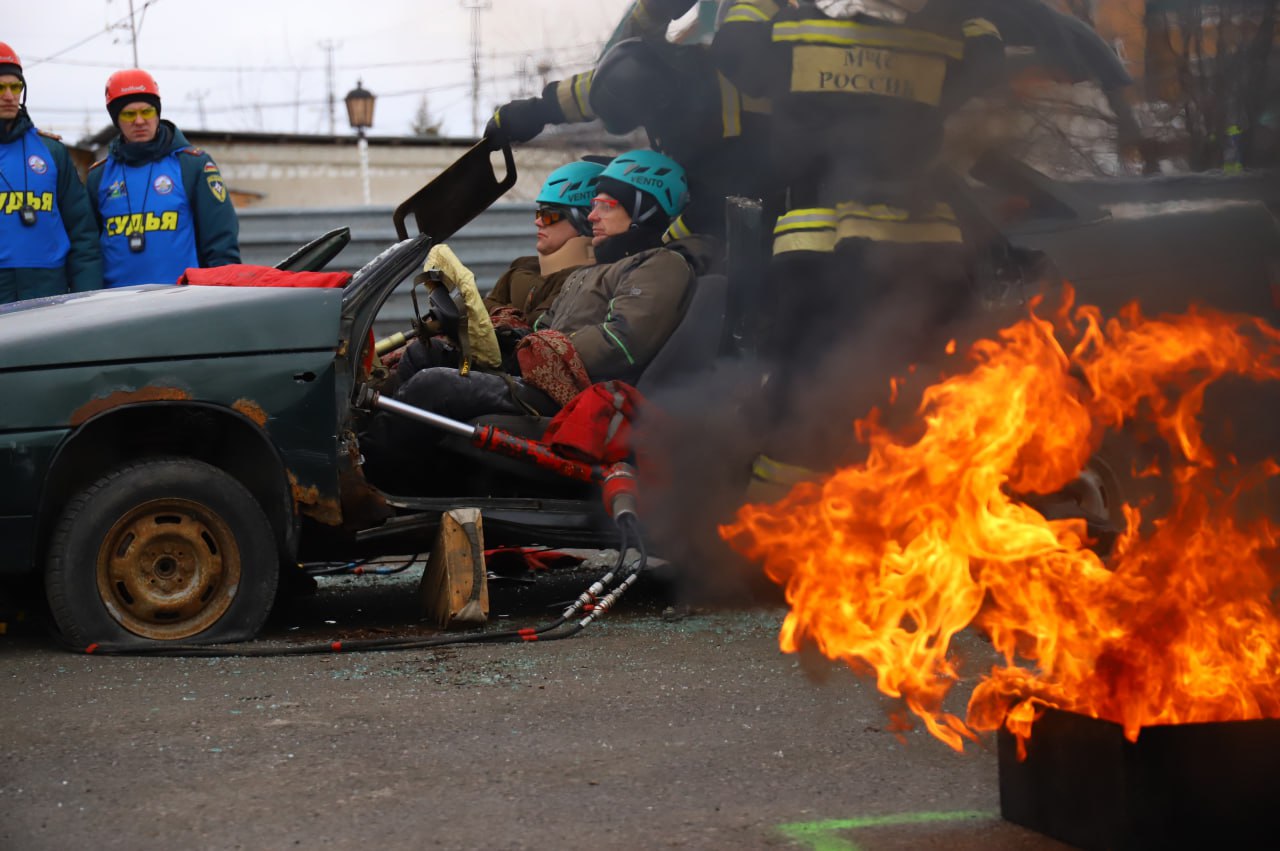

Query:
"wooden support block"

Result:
[[418, 508, 489, 629]]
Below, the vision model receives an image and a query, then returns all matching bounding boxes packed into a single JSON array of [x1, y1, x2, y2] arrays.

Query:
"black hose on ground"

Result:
[[75, 521, 648, 658], [302, 554, 418, 577]]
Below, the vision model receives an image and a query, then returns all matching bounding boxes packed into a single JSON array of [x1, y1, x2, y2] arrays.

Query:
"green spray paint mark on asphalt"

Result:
[[777, 809, 997, 851]]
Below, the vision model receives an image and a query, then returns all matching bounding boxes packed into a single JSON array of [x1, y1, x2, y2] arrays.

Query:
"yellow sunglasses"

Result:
[[119, 106, 158, 122], [0, 81, 24, 96]]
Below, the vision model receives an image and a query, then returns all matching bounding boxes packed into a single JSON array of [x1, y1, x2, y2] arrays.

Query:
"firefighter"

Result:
[[482, 0, 699, 149], [585, 36, 776, 244], [485, 14, 774, 245], [711, 0, 1007, 476], [0, 42, 102, 303], [87, 69, 240, 288], [617, 0, 704, 40]]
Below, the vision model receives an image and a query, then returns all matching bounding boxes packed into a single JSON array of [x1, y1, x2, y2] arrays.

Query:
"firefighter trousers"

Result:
[[759, 214, 975, 472]]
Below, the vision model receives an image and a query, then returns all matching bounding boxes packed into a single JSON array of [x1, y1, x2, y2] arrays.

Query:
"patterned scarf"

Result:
[[514, 329, 591, 408]]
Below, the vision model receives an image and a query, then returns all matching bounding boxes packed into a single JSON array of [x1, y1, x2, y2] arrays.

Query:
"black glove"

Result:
[[484, 97, 552, 146]]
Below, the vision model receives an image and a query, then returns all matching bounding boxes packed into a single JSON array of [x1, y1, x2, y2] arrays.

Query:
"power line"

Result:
[[30, 44, 602, 117], [28, 43, 605, 135], [193, 81, 484, 115], [32, 56, 463, 71], [32, 77, 508, 117], [28, 0, 164, 68], [26, 42, 605, 73]]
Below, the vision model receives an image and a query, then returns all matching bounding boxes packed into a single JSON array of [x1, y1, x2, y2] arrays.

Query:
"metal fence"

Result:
[[238, 203, 535, 335]]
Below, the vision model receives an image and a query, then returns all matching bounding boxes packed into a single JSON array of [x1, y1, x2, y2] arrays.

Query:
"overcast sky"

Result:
[[9, 0, 640, 142]]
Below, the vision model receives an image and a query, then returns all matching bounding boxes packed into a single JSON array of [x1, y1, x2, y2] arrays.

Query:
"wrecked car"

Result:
[[0, 138, 1276, 647]]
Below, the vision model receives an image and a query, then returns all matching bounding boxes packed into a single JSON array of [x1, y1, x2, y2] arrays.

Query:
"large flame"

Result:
[[721, 289, 1280, 752]]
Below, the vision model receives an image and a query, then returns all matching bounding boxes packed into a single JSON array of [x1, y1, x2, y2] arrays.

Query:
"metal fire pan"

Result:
[[998, 707, 1280, 850]]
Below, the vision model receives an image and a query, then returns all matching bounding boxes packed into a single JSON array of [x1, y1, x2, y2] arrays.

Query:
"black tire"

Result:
[[45, 457, 279, 646]]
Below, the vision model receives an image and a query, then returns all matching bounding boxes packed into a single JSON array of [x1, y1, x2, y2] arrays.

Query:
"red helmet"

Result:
[[0, 42, 21, 76], [105, 68, 160, 106]]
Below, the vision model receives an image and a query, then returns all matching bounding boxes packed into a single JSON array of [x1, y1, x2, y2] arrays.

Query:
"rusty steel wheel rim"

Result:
[[95, 498, 242, 640]]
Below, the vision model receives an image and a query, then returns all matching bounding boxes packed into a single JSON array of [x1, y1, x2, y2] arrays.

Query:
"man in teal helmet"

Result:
[[361, 149, 718, 489], [386, 159, 603, 387], [483, 159, 602, 324]]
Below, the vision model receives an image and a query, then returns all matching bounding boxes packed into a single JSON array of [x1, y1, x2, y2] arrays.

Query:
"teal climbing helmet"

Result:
[[537, 160, 604, 209], [597, 149, 690, 220], [536, 160, 605, 236]]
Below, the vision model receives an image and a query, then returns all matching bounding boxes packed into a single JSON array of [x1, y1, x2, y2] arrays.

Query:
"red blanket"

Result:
[[178, 264, 352, 288]]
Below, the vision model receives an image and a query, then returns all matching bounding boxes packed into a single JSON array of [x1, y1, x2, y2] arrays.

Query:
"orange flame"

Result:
[[721, 289, 1280, 752]]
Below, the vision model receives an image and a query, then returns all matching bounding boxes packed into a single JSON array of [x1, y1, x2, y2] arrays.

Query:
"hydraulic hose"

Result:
[[76, 519, 648, 658]]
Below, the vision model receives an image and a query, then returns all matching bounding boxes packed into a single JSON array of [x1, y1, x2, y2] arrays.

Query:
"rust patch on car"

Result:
[[70, 386, 191, 426], [337, 434, 393, 529], [288, 471, 343, 526], [232, 398, 269, 427]]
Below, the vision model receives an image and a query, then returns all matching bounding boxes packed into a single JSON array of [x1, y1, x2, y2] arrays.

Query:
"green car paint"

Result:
[[0, 283, 357, 579]]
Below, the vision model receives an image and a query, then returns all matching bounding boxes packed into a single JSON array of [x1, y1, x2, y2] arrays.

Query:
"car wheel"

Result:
[[45, 457, 279, 646]]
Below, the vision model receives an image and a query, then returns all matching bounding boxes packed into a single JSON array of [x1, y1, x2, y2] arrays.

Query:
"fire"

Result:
[[721, 288, 1280, 752]]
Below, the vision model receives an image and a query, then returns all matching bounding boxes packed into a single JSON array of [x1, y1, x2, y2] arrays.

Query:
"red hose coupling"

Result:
[[601, 462, 639, 523]]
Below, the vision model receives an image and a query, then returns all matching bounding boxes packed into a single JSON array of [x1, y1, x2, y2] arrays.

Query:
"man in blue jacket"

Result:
[[87, 68, 239, 287], [0, 42, 102, 304]]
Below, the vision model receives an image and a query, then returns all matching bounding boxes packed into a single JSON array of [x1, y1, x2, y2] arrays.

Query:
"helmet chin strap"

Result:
[[629, 188, 658, 227], [569, 208, 593, 237]]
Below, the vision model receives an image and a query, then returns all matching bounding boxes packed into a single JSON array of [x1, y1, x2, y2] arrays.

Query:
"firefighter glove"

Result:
[[485, 97, 552, 146]]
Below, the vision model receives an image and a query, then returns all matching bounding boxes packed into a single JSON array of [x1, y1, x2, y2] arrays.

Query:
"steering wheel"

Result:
[[424, 284, 461, 342]]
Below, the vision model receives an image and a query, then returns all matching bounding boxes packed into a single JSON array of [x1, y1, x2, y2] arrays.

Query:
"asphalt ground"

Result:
[[0, 560, 1072, 851]]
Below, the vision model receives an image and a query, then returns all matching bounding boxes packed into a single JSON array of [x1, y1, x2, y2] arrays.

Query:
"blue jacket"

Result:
[[0, 110, 103, 303], [87, 121, 239, 286]]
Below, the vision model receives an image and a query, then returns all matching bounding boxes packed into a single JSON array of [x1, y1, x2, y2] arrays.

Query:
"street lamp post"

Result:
[[344, 80, 376, 206]]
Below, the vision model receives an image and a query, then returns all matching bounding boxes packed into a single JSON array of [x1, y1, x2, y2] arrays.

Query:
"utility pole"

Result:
[[461, 0, 491, 137], [127, 0, 139, 66], [110, 0, 143, 65], [319, 39, 339, 135], [188, 89, 209, 129]]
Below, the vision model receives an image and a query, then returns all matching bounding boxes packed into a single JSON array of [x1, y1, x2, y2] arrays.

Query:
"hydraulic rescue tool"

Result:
[[355, 386, 639, 522]]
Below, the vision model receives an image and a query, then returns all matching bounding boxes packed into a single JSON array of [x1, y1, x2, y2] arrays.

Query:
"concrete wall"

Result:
[[189, 136, 623, 209]]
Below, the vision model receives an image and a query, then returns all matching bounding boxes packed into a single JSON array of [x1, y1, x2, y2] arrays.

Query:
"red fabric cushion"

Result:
[[542, 380, 645, 465], [178, 264, 352, 288]]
